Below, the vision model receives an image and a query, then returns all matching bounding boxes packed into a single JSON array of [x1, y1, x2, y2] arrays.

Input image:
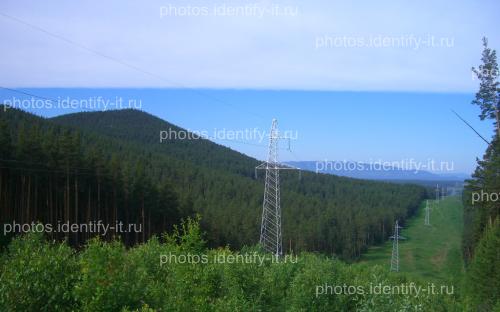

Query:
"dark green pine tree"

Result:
[[157, 180, 180, 231], [464, 38, 500, 308], [464, 38, 500, 263], [132, 160, 148, 243], [109, 154, 122, 238], [0, 119, 11, 158], [0, 119, 12, 235], [58, 130, 79, 242], [472, 37, 500, 137], [15, 123, 29, 161], [466, 218, 500, 311]]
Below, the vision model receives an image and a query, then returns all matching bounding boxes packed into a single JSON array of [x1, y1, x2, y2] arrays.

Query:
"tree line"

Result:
[[0, 113, 181, 247], [1, 107, 428, 260], [462, 37, 500, 311]]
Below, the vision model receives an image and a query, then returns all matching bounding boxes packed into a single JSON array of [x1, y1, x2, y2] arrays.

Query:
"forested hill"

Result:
[[1, 107, 427, 259], [51, 109, 258, 177]]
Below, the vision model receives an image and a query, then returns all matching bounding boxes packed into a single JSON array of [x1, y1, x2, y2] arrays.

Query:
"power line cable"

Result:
[[451, 109, 491, 146], [0, 87, 56, 102], [0, 12, 268, 122], [0, 158, 102, 173], [0, 165, 108, 177]]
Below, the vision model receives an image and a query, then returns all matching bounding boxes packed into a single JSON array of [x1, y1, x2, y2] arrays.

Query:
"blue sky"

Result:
[[0, 88, 494, 174], [0, 1, 498, 173]]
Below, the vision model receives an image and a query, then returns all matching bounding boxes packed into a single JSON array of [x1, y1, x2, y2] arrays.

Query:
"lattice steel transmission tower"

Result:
[[255, 119, 299, 257], [425, 200, 431, 226], [390, 220, 406, 272]]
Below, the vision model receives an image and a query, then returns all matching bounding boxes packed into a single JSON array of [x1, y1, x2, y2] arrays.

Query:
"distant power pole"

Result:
[[435, 184, 440, 202], [425, 200, 431, 226], [390, 220, 406, 272], [441, 187, 446, 200], [255, 119, 299, 257]]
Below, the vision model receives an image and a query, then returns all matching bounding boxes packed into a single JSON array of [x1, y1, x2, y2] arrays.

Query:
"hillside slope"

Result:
[[52, 109, 257, 177], [2, 107, 428, 259]]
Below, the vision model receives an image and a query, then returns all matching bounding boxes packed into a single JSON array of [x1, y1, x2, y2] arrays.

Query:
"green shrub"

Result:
[[0, 218, 464, 311], [0, 232, 78, 311], [73, 238, 144, 312]]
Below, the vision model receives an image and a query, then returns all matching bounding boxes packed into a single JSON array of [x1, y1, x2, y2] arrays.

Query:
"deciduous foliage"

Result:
[[0, 231, 78, 311], [0, 219, 461, 311]]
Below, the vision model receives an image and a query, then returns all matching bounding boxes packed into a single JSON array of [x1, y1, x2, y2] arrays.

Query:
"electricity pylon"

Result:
[[255, 119, 299, 257], [425, 200, 431, 226], [390, 220, 406, 272], [435, 184, 440, 202], [441, 187, 446, 200]]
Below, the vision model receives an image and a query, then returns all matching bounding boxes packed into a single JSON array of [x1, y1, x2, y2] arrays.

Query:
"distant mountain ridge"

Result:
[[286, 161, 469, 181]]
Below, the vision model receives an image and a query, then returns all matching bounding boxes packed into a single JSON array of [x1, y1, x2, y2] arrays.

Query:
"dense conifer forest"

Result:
[[460, 38, 500, 311], [0, 106, 427, 259]]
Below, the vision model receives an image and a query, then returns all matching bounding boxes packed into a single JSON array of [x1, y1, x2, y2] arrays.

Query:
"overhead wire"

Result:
[[0, 12, 268, 122]]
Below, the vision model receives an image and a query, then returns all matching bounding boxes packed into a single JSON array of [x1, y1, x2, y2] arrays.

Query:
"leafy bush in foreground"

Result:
[[0, 218, 462, 311], [0, 232, 78, 311]]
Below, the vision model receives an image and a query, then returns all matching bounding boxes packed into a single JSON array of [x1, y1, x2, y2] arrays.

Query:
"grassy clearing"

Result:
[[359, 196, 465, 285]]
